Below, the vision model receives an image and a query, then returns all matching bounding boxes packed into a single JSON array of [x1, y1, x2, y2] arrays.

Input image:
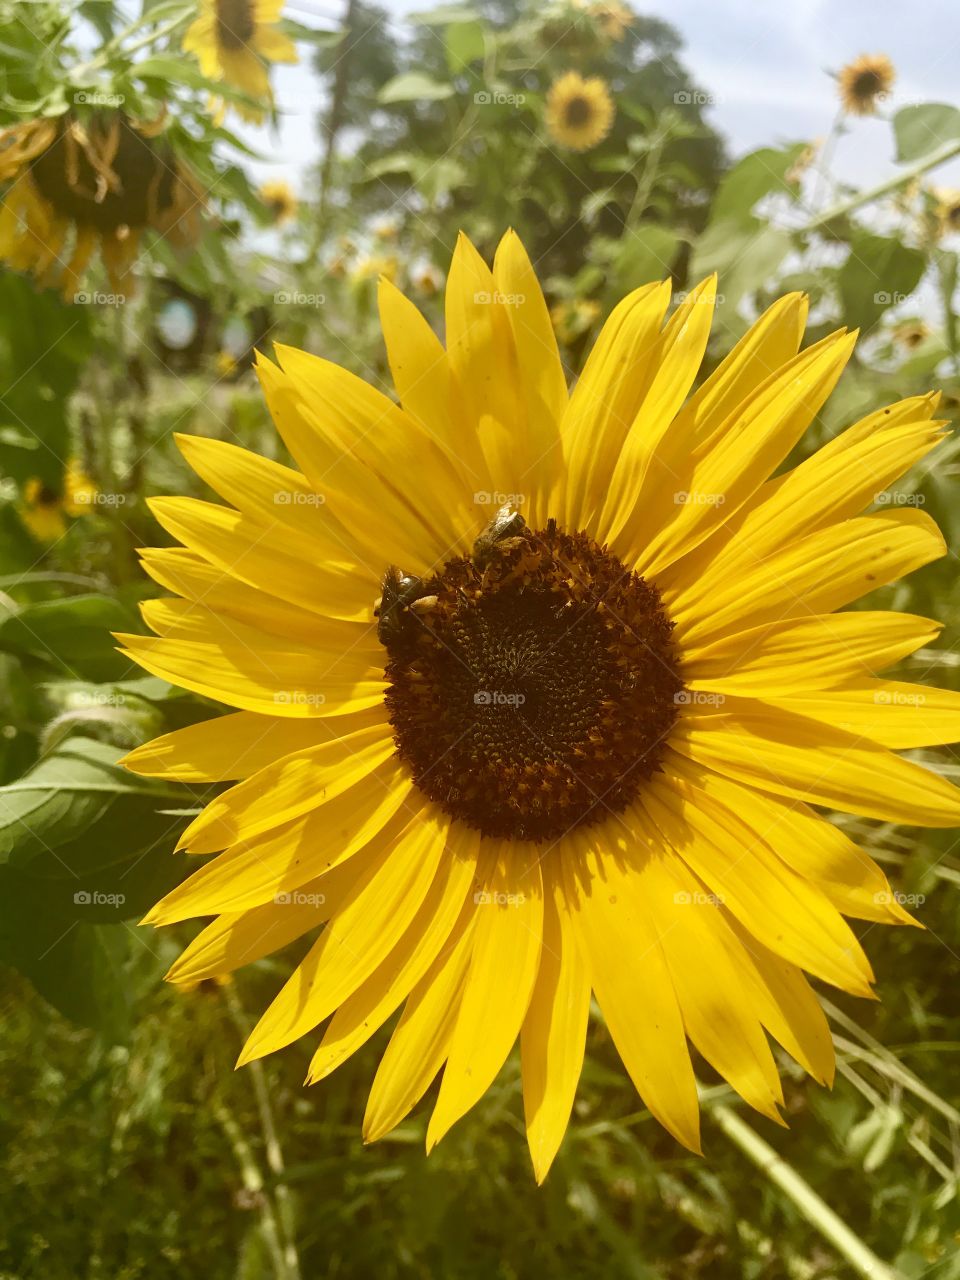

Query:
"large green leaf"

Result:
[[0, 593, 140, 681], [837, 232, 926, 333], [894, 103, 960, 162], [378, 72, 455, 104], [709, 143, 806, 226]]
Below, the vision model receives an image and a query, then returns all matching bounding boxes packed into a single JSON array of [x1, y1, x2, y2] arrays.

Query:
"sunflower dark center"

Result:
[[853, 70, 884, 98], [216, 0, 256, 49], [31, 116, 176, 232], [379, 517, 684, 842], [564, 95, 592, 127]]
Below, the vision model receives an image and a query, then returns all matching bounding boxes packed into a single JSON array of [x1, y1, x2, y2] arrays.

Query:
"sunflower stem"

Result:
[[226, 986, 303, 1280], [709, 1102, 903, 1280], [211, 1097, 293, 1280], [800, 138, 960, 231]]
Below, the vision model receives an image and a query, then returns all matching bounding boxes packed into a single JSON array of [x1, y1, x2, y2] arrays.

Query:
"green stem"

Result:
[[800, 138, 960, 231], [710, 1102, 903, 1280], [212, 1098, 292, 1280]]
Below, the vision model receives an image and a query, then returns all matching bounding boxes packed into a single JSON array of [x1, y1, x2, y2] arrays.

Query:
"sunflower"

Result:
[[933, 187, 960, 236], [259, 178, 297, 224], [19, 461, 96, 540], [585, 0, 634, 41], [545, 71, 615, 152], [837, 53, 895, 116], [0, 112, 201, 297], [121, 231, 960, 1182], [183, 0, 297, 124]]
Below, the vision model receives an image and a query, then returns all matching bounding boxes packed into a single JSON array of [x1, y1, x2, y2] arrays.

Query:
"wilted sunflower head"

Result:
[[122, 230, 959, 1182], [837, 53, 895, 116], [0, 112, 201, 296], [183, 0, 297, 123], [259, 178, 297, 224], [545, 71, 615, 151]]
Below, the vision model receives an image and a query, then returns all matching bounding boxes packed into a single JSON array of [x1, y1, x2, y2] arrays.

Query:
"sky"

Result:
[[243, 0, 960, 194]]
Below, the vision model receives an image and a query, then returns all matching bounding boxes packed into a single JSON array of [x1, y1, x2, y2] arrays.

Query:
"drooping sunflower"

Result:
[[18, 461, 95, 541], [0, 112, 201, 297], [258, 178, 297, 224], [183, 0, 297, 124], [933, 187, 960, 237], [545, 71, 615, 152], [121, 231, 960, 1182], [837, 53, 895, 116]]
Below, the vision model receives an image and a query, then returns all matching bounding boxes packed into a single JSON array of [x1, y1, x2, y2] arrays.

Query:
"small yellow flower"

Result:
[[588, 0, 633, 41], [19, 479, 66, 543], [259, 179, 297, 224], [63, 460, 98, 515], [183, 0, 298, 124], [545, 71, 615, 152], [551, 297, 601, 345], [351, 254, 398, 284], [837, 53, 895, 116]]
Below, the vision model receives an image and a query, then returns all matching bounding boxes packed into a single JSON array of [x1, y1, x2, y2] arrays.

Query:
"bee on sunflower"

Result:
[[121, 231, 960, 1182], [183, 0, 297, 123], [545, 71, 615, 152], [0, 112, 201, 297], [836, 53, 895, 116]]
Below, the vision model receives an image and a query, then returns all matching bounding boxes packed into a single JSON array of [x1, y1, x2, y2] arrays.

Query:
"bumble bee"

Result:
[[374, 565, 438, 648], [472, 504, 528, 569]]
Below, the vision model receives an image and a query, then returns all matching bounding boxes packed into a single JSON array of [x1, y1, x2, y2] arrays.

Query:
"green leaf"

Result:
[[837, 232, 926, 333], [0, 593, 140, 681], [894, 103, 960, 162], [0, 868, 133, 1041], [690, 220, 793, 323], [709, 143, 807, 226], [378, 72, 455, 104], [445, 19, 485, 74]]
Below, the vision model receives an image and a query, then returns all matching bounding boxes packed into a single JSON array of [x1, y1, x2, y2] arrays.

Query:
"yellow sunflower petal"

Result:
[[520, 856, 591, 1183], [758, 679, 960, 749], [684, 612, 940, 695], [237, 809, 449, 1064], [174, 722, 395, 854], [561, 829, 702, 1153], [426, 843, 544, 1149], [672, 698, 960, 828], [363, 917, 476, 1143], [307, 825, 483, 1083], [641, 776, 876, 995]]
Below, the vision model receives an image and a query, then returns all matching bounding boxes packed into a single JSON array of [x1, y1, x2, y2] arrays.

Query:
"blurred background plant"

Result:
[[1, 1, 959, 1277]]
